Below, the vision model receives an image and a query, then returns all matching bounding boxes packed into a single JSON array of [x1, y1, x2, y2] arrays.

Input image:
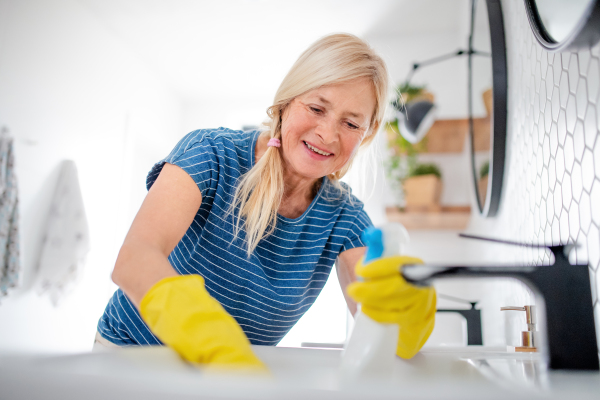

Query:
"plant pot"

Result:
[[482, 88, 493, 116], [403, 174, 442, 212]]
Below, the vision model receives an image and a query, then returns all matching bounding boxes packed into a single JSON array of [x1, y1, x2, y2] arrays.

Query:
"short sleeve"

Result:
[[340, 207, 373, 252], [146, 130, 220, 199]]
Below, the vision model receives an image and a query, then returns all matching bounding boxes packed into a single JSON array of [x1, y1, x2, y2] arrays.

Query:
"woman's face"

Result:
[[280, 78, 376, 182]]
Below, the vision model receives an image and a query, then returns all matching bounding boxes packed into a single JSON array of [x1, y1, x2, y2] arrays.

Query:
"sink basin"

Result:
[[0, 346, 598, 399], [464, 351, 545, 388], [464, 351, 600, 398]]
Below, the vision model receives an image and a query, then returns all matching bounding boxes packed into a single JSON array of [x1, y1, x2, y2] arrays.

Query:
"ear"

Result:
[[280, 101, 292, 120], [368, 120, 380, 137], [279, 101, 295, 133]]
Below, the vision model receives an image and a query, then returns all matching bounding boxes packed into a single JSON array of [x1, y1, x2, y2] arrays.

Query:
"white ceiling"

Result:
[[77, 0, 465, 103]]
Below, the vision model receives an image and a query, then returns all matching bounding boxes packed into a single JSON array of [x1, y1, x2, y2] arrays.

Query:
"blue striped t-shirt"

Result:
[[97, 127, 372, 346]]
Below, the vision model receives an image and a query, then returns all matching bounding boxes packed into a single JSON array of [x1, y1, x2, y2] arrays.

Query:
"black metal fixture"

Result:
[[395, 48, 485, 144], [402, 234, 599, 371], [470, 0, 507, 217], [395, 47, 490, 144], [436, 293, 483, 346], [524, 0, 600, 52]]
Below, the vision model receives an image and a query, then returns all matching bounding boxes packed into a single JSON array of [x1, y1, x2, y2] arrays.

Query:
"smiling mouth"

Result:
[[303, 141, 333, 156]]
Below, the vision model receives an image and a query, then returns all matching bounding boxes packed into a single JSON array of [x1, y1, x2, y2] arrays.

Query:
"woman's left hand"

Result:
[[347, 256, 437, 359]]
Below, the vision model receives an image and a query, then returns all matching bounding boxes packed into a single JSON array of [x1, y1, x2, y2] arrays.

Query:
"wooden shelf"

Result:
[[386, 206, 471, 230], [424, 117, 490, 153]]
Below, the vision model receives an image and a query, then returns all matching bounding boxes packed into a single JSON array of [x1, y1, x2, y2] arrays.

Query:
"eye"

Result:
[[345, 121, 359, 130], [309, 106, 323, 114]]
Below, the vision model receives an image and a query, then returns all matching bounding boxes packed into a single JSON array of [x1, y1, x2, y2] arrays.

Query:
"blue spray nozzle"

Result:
[[361, 227, 384, 263]]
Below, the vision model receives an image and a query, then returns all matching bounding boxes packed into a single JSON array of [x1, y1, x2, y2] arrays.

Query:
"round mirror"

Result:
[[524, 0, 600, 51], [469, 0, 507, 217]]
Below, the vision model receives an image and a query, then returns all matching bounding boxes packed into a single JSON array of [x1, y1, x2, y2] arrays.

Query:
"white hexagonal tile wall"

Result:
[[566, 95, 578, 132], [574, 121, 586, 162], [588, 58, 600, 103], [584, 104, 597, 149], [577, 80, 588, 119], [556, 146, 566, 181], [588, 224, 600, 270], [582, 149, 595, 191], [559, 71, 569, 107], [565, 135, 575, 171], [591, 181, 600, 225], [560, 210, 570, 243], [496, 0, 599, 348], [580, 191, 592, 234], [572, 162, 583, 200], [558, 109, 568, 145], [595, 140, 600, 177], [569, 56, 580, 94]]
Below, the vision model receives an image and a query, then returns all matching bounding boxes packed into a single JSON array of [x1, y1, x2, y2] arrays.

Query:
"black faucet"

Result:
[[403, 234, 599, 371], [437, 301, 483, 345]]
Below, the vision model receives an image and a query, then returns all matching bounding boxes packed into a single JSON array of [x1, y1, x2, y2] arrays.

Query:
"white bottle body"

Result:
[[340, 311, 399, 378], [340, 223, 409, 379]]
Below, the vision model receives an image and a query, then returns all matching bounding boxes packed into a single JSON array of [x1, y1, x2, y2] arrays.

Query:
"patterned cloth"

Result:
[[0, 128, 20, 299], [98, 128, 372, 346], [35, 160, 90, 306]]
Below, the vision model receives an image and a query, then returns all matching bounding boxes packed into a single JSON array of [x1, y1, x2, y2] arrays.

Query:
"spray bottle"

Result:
[[340, 223, 410, 379]]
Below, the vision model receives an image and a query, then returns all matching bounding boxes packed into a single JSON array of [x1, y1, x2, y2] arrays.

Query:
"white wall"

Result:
[[181, 97, 269, 134], [0, 0, 182, 353]]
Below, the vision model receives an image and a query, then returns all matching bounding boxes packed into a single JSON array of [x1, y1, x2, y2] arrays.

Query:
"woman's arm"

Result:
[[335, 247, 366, 316], [111, 163, 202, 308]]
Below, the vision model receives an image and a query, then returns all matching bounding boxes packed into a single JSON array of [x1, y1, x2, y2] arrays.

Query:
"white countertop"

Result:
[[1, 345, 598, 400]]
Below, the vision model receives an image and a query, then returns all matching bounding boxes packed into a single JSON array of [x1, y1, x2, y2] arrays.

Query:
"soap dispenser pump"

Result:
[[501, 305, 538, 352]]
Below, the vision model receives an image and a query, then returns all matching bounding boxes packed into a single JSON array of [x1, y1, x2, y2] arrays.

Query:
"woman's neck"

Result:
[[279, 166, 321, 219], [282, 163, 320, 199]]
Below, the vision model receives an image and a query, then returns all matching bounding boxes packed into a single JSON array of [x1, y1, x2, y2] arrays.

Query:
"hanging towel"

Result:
[[0, 127, 20, 299], [36, 160, 90, 306]]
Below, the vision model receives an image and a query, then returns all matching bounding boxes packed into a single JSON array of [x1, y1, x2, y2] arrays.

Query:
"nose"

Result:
[[315, 115, 338, 145]]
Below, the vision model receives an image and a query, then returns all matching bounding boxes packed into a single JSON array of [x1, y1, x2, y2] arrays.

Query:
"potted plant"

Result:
[[403, 163, 443, 212], [385, 83, 439, 211], [478, 161, 489, 206], [385, 83, 429, 194]]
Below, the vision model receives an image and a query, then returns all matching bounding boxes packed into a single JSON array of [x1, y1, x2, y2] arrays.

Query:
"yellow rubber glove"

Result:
[[139, 274, 267, 371], [347, 256, 436, 359]]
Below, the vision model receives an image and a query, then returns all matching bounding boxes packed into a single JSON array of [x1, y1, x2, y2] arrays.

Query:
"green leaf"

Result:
[[480, 161, 490, 179]]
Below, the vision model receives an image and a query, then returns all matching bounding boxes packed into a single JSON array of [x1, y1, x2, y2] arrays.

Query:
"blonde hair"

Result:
[[232, 33, 389, 255]]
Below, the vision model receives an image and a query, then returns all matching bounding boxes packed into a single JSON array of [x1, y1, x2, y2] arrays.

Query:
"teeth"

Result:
[[304, 141, 331, 156]]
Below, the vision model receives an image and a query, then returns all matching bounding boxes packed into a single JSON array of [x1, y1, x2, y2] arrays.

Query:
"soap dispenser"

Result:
[[340, 223, 410, 379], [501, 305, 538, 352]]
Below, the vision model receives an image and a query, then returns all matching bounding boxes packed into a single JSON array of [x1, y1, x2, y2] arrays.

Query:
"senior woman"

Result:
[[96, 33, 436, 369]]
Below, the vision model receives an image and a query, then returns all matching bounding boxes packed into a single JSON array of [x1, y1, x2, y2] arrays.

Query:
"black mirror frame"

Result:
[[470, 0, 508, 217], [523, 0, 600, 52]]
